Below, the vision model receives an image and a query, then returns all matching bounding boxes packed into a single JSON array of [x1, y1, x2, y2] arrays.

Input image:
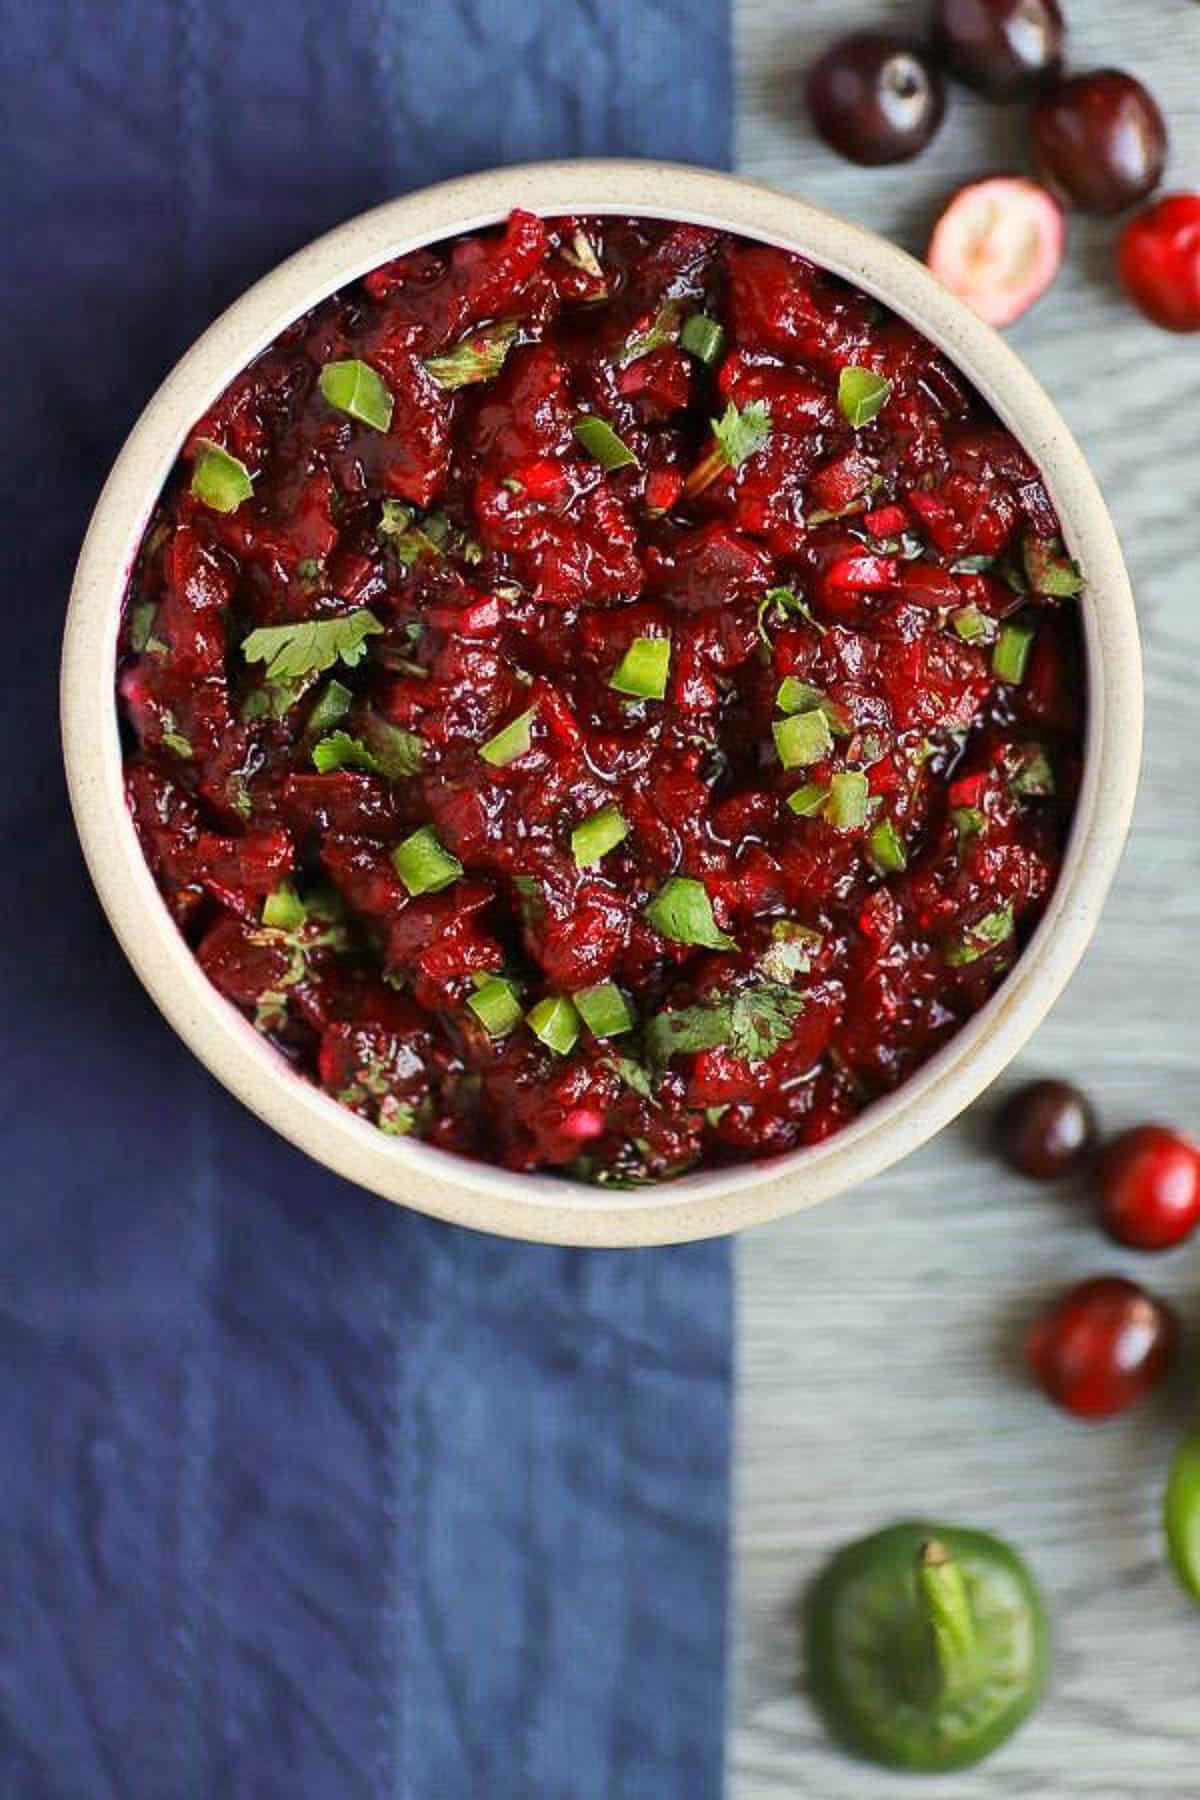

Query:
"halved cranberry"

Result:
[[928, 179, 1064, 326]]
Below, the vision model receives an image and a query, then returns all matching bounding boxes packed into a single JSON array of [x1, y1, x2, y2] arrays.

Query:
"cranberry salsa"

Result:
[[118, 211, 1085, 1184]]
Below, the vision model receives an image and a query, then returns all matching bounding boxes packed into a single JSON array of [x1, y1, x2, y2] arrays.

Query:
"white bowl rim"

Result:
[[61, 158, 1142, 1247]]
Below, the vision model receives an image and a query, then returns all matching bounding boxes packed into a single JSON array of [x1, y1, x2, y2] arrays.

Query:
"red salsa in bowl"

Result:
[[117, 210, 1085, 1186]]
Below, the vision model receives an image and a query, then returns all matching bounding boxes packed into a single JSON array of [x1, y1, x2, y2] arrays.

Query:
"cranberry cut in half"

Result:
[[807, 33, 946, 166], [932, 0, 1065, 101], [1118, 193, 1200, 332], [927, 178, 1064, 326], [1032, 70, 1168, 216], [1028, 1276, 1177, 1420], [1098, 1125, 1200, 1251], [994, 1078, 1096, 1180]]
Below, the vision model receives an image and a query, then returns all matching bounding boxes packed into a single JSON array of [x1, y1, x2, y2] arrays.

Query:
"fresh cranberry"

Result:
[[1028, 1276, 1177, 1419], [927, 179, 1064, 327], [1033, 70, 1168, 216], [994, 1078, 1097, 1180], [807, 33, 946, 166], [932, 0, 1064, 100], [1118, 193, 1200, 332], [1098, 1125, 1200, 1251]]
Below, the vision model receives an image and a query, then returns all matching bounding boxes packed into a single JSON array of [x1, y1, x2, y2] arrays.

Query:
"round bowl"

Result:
[[61, 159, 1141, 1248]]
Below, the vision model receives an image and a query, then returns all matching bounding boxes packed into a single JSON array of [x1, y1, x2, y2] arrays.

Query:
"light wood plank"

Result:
[[734, 2, 1200, 1792]]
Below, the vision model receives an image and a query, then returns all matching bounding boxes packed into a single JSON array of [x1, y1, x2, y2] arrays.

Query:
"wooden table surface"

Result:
[[732, 3, 1200, 1794]]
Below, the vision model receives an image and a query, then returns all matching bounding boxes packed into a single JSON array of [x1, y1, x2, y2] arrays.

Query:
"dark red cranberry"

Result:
[[1027, 1276, 1177, 1419], [1098, 1125, 1200, 1251], [994, 1078, 1096, 1180], [932, 0, 1064, 100], [807, 33, 946, 167], [1118, 193, 1200, 332], [1033, 70, 1168, 216]]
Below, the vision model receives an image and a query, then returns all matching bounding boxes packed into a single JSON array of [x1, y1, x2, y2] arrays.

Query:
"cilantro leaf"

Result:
[[727, 983, 805, 1061], [945, 907, 1015, 967], [311, 730, 381, 775], [645, 1002, 735, 1065], [619, 300, 682, 367], [646, 979, 804, 1067], [711, 399, 772, 470], [130, 601, 166, 654], [361, 711, 424, 780], [424, 318, 520, 391], [242, 608, 383, 686], [159, 710, 193, 759], [757, 585, 824, 651], [614, 1057, 657, 1102]]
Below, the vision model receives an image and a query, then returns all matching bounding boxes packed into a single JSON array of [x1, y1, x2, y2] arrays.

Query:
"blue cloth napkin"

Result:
[[1, 3, 734, 1795]]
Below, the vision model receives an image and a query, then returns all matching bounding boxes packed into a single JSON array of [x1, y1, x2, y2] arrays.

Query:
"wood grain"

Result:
[[732, 2, 1200, 1793]]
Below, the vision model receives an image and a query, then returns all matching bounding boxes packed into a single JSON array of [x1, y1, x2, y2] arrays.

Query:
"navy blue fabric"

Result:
[[0, 3, 734, 1796]]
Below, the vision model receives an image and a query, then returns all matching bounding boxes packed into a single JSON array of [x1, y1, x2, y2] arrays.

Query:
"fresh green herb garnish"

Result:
[[759, 920, 822, 983], [571, 804, 629, 869], [950, 554, 997, 575], [242, 608, 383, 687], [191, 441, 254, 513], [647, 979, 805, 1066], [680, 312, 725, 366], [391, 825, 463, 897], [609, 635, 670, 700], [574, 415, 639, 471], [712, 398, 772, 468], [620, 301, 681, 366], [311, 730, 380, 775], [946, 907, 1015, 966], [361, 712, 424, 780], [683, 400, 772, 499], [424, 318, 520, 390], [160, 711, 193, 759], [614, 1056, 656, 1102], [757, 585, 824, 650], [130, 601, 166, 655], [644, 876, 736, 951], [952, 806, 986, 848], [837, 367, 892, 429], [318, 358, 394, 432], [1008, 744, 1055, 798], [304, 679, 354, 738]]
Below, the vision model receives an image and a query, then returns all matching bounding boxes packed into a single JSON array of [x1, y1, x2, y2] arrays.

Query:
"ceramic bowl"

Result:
[[61, 159, 1141, 1247]]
